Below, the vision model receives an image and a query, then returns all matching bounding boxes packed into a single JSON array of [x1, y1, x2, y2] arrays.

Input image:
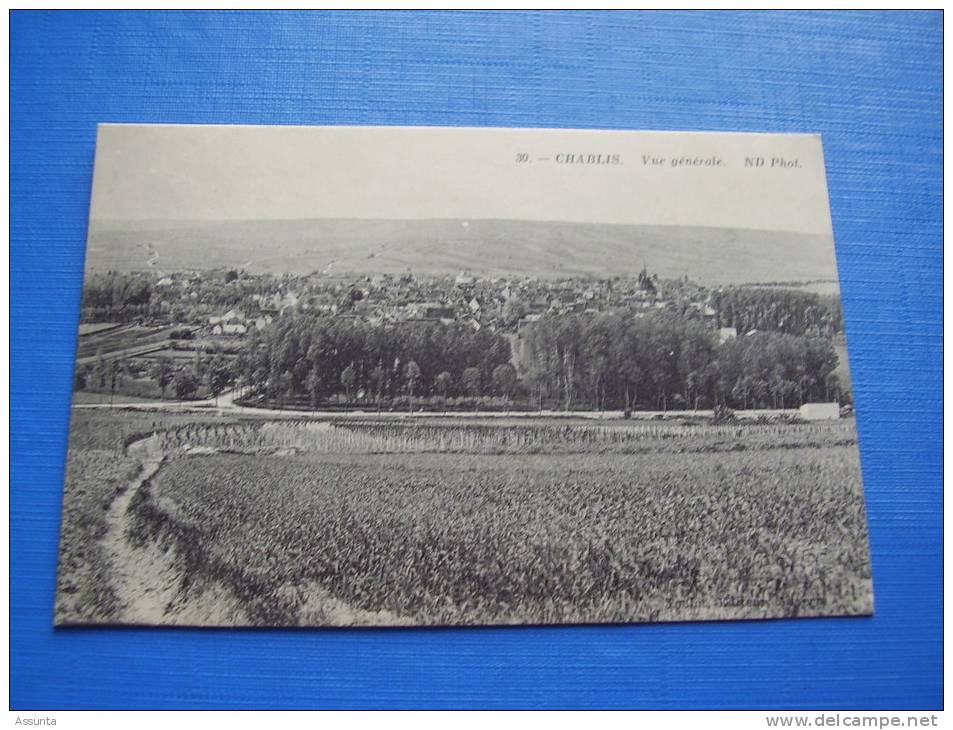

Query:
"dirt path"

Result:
[[99, 429, 388, 628], [100, 435, 250, 626]]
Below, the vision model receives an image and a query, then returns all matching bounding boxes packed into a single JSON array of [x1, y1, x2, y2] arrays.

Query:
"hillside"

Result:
[[85, 218, 839, 286]]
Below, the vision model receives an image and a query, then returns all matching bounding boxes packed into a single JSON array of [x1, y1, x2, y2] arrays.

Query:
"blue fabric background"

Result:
[[10, 10, 942, 710]]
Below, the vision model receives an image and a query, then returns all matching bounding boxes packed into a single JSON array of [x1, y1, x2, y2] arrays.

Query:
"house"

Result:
[[517, 313, 542, 332], [799, 402, 840, 421], [212, 323, 247, 336], [264, 291, 300, 311], [209, 308, 247, 326], [527, 297, 549, 313], [424, 304, 455, 320], [405, 301, 453, 320], [718, 326, 738, 344]]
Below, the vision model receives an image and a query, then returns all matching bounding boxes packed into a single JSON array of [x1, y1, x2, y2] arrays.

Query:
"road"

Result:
[[73, 390, 801, 422]]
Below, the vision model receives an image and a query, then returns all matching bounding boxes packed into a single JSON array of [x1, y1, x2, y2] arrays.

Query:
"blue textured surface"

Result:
[[10, 10, 942, 709]]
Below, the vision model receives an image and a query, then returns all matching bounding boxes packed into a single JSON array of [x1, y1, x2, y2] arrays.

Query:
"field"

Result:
[[56, 411, 873, 627], [75, 323, 176, 362], [54, 409, 250, 624]]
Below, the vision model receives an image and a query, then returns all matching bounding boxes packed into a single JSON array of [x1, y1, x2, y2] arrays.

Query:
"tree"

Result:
[[341, 364, 357, 408], [108, 357, 129, 407], [277, 370, 294, 408], [404, 360, 421, 412], [305, 367, 323, 412], [462, 367, 481, 398], [584, 317, 612, 411], [637, 266, 656, 295], [502, 297, 528, 328], [224, 269, 239, 283], [369, 364, 386, 410], [554, 316, 581, 410], [492, 363, 517, 407], [521, 316, 557, 411], [172, 369, 199, 401], [149, 356, 174, 399], [613, 324, 643, 412], [434, 370, 453, 412], [206, 355, 232, 406], [434, 370, 453, 397]]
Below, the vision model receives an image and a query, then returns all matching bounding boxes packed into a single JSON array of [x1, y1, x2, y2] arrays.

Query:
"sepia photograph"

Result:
[[55, 124, 873, 628]]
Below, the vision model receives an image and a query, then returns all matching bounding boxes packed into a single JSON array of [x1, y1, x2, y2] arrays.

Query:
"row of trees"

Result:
[[81, 272, 153, 319], [230, 309, 847, 412], [75, 351, 235, 403], [709, 287, 843, 337], [520, 310, 845, 411], [234, 316, 514, 408]]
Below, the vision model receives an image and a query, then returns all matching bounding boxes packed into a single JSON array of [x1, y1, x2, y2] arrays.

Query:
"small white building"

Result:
[[213, 323, 247, 336], [719, 326, 738, 344], [209, 309, 247, 326], [799, 402, 840, 421]]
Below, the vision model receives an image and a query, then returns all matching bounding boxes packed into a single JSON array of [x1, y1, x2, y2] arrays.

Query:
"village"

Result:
[[74, 264, 847, 419], [115, 266, 739, 342]]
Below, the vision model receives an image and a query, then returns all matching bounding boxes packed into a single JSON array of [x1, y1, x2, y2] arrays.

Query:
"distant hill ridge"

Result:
[[85, 218, 838, 286]]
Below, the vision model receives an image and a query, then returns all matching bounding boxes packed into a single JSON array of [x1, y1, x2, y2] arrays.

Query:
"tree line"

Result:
[[76, 349, 234, 404], [234, 316, 515, 409], [232, 309, 847, 411], [709, 287, 843, 337], [520, 310, 845, 411]]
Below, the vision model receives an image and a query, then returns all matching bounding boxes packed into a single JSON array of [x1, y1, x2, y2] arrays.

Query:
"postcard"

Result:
[[55, 124, 872, 627]]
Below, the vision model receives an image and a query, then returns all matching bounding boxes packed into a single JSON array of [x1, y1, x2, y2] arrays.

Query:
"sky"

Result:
[[89, 124, 835, 237]]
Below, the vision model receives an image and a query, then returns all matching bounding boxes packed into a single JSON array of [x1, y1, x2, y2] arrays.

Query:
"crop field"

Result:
[[55, 409, 255, 625], [65, 408, 239, 452], [104, 415, 873, 627], [151, 418, 859, 456]]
